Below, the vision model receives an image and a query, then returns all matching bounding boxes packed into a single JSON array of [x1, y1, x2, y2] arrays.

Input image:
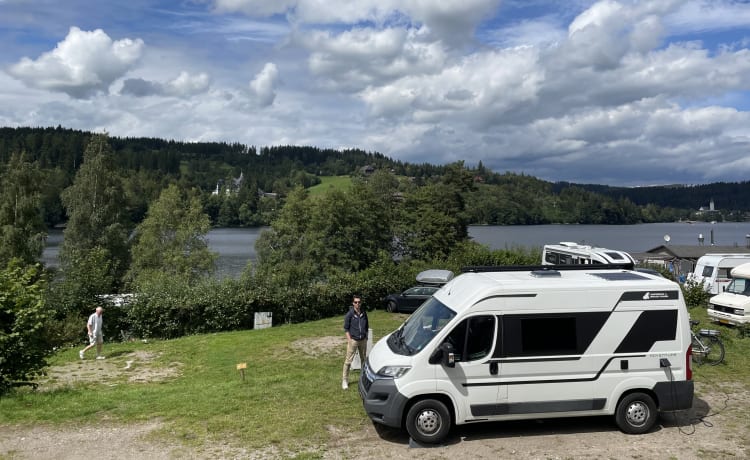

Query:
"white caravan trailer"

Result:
[[542, 242, 635, 265], [359, 264, 694, 444], [707, 262, 750, 326], [688, 254, 750, 295]]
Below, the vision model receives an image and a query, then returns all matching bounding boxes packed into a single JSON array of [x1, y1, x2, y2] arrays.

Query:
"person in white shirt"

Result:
[[79, 307, 105, 360]]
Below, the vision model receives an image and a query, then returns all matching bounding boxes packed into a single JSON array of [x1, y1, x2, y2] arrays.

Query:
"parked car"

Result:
[[383, 285, 441, 313]]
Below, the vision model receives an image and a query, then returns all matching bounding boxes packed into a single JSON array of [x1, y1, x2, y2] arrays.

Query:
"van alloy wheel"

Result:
[[626, 401, 649, 427], [615, 392, 657, 434], [416, 409, 441, 435], [406, 399, 451, 444]]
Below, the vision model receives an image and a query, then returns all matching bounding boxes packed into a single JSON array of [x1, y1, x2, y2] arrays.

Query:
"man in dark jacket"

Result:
[[342, 295, 368, 389]]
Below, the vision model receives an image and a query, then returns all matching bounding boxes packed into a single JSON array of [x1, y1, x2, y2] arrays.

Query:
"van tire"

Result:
[[406, 399, 451, 444], [615, 392, 657, 434]]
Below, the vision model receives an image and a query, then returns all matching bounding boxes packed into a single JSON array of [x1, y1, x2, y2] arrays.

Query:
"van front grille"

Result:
[[362, 360, 375, 392]]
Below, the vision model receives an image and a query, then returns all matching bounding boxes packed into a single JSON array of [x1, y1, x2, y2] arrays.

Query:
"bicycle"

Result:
[[690, 319, 725, 365]]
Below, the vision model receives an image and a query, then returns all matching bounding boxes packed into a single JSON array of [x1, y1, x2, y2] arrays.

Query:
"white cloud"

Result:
[[212, 0, 500, 44], [120, 71, 211, 98], [667, 0, 750, 35], [165, 72, 211, 97], [305, 26, 446, 92], [249, 63, 280, 107], [7, 27, 143, 98]]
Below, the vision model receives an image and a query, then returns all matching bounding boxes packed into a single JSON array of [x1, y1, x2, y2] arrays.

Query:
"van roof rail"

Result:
[[462, 263, 635, 273]]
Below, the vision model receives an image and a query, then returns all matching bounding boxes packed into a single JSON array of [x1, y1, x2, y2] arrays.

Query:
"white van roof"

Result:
[[730, 262, 750, 278], [436, 267, 676, 315], [543, 243, 634, 263], [696, 253, 750, 264]]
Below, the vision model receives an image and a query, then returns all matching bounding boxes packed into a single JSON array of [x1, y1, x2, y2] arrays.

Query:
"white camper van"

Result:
[[542, 242, 635, 265], [707, 262, 750, 326], [359, 264, 694, 444], [688, 254, 750, 295]]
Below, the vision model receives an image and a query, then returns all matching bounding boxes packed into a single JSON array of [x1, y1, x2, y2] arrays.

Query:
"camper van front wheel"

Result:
[[615, 392, 657, 434], [406, 399, 451, 444]]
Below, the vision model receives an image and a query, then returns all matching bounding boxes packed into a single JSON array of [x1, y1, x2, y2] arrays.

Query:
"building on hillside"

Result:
[[212, 172, 244, 196], [698, 198, 716, 213]]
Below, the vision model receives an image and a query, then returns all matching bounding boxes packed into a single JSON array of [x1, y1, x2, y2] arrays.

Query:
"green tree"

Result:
[[255, 187, 313, 270], [0, 152, 47, 266], [396, 180, 470, 260], [59, 134, 131, 294], [128, 184, 216, 286], [0, 261, 50, 394]]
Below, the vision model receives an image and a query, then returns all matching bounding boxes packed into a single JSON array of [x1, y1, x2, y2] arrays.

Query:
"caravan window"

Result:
[[702, 266, 715, 277], [545, 252, 558, 264]]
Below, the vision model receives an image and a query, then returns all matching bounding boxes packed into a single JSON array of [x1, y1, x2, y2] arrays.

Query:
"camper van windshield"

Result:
[[726, 278, 750, 295], [389, 297, 456, 356]]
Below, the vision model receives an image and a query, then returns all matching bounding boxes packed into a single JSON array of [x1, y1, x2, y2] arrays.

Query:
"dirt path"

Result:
[[2, 383, 747, 459]]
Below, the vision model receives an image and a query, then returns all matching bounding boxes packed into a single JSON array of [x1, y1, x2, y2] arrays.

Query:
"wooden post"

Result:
[[236, 362, 247, 382]]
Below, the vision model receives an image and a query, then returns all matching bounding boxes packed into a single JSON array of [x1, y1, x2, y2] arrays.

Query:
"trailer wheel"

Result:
[[615, 392, 657, 434], [405, 399, 451, 444]]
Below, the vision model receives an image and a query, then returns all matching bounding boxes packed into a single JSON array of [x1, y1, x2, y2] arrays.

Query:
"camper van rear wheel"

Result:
[[615, 392, 657, 434], [406, 399, 451, 444]]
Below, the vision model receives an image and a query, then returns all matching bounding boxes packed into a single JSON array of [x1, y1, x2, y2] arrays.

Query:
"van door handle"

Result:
[[489, 362, 498, 375]]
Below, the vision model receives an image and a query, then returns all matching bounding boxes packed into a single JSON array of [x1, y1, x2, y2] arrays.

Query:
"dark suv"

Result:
[[383, 285, 440, 313]]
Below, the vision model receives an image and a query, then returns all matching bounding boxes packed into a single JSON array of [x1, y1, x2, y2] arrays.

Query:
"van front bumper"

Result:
[[359, 361, 408, 428], [707, 307, 748, 326]]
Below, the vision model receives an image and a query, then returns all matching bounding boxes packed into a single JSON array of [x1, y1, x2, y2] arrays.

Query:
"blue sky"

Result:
[[2, 0, 750, 186]]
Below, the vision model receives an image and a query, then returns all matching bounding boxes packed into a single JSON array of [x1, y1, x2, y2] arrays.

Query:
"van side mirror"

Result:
[[440, 342, 456, 368], [429, 342, 456, 367]]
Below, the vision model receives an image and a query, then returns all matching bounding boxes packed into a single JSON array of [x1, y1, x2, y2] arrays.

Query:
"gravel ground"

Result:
[[1, 381, 748, 460]]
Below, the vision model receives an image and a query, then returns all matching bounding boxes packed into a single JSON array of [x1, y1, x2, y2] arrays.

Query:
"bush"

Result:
[[118, 243, 549, 340], [0, 262, 51, 394], [682, 279, 711, 309]]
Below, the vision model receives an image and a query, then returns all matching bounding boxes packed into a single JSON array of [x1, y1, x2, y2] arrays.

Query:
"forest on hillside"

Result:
[[1, 126, 748, 229]]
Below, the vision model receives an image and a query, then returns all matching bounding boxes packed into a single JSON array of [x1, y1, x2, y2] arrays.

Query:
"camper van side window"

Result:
[[498, 312, 609, 357], [545, 252, 558, 264], [444, 316, 494, 362], [520, 317, 577, 355]]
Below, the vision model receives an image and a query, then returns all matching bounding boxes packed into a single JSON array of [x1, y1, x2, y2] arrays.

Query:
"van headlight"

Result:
[[378, 365, 411, 378]]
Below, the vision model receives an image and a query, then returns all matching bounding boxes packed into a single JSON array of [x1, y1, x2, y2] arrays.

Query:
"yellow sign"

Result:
[[236, 363, 247, 370]]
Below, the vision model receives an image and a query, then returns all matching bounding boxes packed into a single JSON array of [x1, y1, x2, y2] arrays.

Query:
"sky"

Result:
[[1, 0, 750, 186]]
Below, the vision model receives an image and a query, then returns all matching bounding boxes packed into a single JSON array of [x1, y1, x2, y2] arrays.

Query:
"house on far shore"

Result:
[[632, 245, 750, 278]]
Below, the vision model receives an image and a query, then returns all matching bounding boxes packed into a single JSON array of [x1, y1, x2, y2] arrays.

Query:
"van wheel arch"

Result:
[[615, 390, 658, 434]]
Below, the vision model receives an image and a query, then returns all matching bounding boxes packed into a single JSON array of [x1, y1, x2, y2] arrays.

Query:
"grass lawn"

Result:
[[0, 311, 405, 453], [1, 307, 748, 455], [306, 176, 353, 196]]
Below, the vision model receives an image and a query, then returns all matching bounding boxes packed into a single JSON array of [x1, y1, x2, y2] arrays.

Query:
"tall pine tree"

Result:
[[0, 152, 47, 266]]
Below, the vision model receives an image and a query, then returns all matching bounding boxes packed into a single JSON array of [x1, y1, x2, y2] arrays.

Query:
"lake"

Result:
[[43, 222, 750, 278]]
